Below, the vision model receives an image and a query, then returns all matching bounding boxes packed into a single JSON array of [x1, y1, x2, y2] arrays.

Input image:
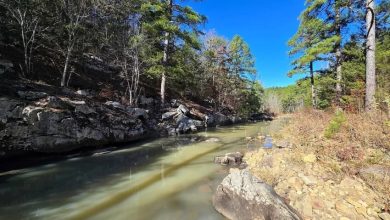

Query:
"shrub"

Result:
[[336, 146, 364, 161], [324, 110, 346, 139]]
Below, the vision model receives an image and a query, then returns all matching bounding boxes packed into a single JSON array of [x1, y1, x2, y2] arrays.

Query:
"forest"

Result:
[[265, 0, 389, 114], [0, 0, 389, 220], [0, 0, 262, 117]]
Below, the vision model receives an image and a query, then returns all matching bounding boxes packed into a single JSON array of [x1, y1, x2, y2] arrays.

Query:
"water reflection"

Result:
[[0, 118, 288, 220]]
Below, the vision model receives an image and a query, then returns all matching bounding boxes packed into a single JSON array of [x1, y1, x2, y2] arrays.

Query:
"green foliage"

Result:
[[229, 35, 256, 78], [315, 75, 336, 109], [324, 110, 346, 139], [239, 81, 264, 116], [288, 0, 339, 76], [264, 83, 309, 113], [377, 34, 390, 103]]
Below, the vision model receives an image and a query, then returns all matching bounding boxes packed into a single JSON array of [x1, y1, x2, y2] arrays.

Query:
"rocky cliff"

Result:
[[0, 83, 150, 157], [0, 79, 262, 158]]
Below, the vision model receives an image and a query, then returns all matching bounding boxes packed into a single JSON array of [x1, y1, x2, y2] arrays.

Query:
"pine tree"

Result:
[[141, 0, 205, 104], [288, 0, 353, 107], [288, 9, 335, 107], [228, 35, 256, 79], [365, 0, 376, 111]]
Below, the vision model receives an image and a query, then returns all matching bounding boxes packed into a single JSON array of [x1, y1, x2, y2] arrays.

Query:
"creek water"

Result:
[[0, 118, 287, 220]]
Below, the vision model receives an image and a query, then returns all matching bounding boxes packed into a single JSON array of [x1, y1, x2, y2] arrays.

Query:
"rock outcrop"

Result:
[[160, 100, 248, 135], [0, 79, 272, 158], [212, 169, 302, 220], [0, 94, 149, 156]]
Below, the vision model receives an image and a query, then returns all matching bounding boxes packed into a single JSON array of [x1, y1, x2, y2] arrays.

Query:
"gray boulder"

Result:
[[205, 114, 215, 127], [175, 114, 203, 134], [17, 91, 48, 100], [127, 107, 148, 119], [170, 99, 181, 108], [213, 169, 302, 220], [177, 104, 190, 115], [214, 112, 232, 126], [104, 101, 124, 110], [46, 96, 71, 109], [162, 111, 177, 120], [214, 152, 244, 166]]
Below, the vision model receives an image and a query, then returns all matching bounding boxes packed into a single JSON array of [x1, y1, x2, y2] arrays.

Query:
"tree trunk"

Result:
[[310, 61, 316, 108], [335, 3, 342, 106], [61, 49, 71, 87], [365, 0, 376, 111], [161, 32, 168, 105], [161, 0, 173, 105]]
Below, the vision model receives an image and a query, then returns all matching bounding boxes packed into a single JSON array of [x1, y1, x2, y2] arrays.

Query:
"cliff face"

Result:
[[0, 84, 150, 157], [0, 79, 250, 158]]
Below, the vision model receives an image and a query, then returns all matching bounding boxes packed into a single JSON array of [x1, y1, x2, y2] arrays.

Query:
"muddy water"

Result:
[[0, 118, 287, 220]]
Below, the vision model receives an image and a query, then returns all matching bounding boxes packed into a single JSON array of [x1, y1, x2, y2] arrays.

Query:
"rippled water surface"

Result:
[[0, 119, 287, 220]]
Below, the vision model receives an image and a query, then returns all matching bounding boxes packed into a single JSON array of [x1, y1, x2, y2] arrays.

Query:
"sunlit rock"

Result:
[[213, 169, 302, 220]]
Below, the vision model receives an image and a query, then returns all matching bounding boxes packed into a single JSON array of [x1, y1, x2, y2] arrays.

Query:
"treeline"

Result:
[[0, 0, 262, 116], [267, 0, 389, 113]]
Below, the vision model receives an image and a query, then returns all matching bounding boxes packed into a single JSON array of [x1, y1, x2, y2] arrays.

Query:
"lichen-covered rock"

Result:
[[213, 169, 302, 220]]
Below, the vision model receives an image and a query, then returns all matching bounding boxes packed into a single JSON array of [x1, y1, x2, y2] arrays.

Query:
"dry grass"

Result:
[[283, 108, 390, 204], [284, 108, 390, 156]]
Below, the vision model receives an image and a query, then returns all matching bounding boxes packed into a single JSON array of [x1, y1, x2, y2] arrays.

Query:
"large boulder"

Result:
[[162, 111, 177, 120], [213, 169, 302, 220], [213, 112, 232, 126], [175, 114, 203, 134], [177, 104, 190, 115]]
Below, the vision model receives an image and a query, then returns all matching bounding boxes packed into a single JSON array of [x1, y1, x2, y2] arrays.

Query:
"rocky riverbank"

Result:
[[0, 79, 272, 160], [242, 110, 390, 220]]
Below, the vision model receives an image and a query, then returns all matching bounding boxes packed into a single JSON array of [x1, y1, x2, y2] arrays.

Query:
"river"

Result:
[[0, 118, 287, 220]]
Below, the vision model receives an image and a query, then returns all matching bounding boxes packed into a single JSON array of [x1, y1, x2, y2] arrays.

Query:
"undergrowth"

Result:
[[324, 110, 346, 139], [281, 108, 390, 202]]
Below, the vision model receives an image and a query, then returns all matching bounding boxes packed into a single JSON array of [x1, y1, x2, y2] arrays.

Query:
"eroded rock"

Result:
[[1, 96, 148, 155], [212, 169, 302, 220]]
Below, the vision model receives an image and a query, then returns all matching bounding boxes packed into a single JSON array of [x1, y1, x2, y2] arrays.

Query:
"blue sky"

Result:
[[188, 0, 306, 88]]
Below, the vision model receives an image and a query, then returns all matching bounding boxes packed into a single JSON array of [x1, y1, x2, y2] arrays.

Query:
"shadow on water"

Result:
[[0, 118, 289, 220], [0, 135, 214, 219]]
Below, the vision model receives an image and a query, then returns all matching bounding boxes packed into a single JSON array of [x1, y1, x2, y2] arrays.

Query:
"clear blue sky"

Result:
[[188, 0, 306, 88]]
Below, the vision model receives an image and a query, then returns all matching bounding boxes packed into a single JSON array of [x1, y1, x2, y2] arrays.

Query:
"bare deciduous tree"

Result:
[[117, 19, 145, 107], [56, 0, 89, 87], [1, 0, 40, 77]]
